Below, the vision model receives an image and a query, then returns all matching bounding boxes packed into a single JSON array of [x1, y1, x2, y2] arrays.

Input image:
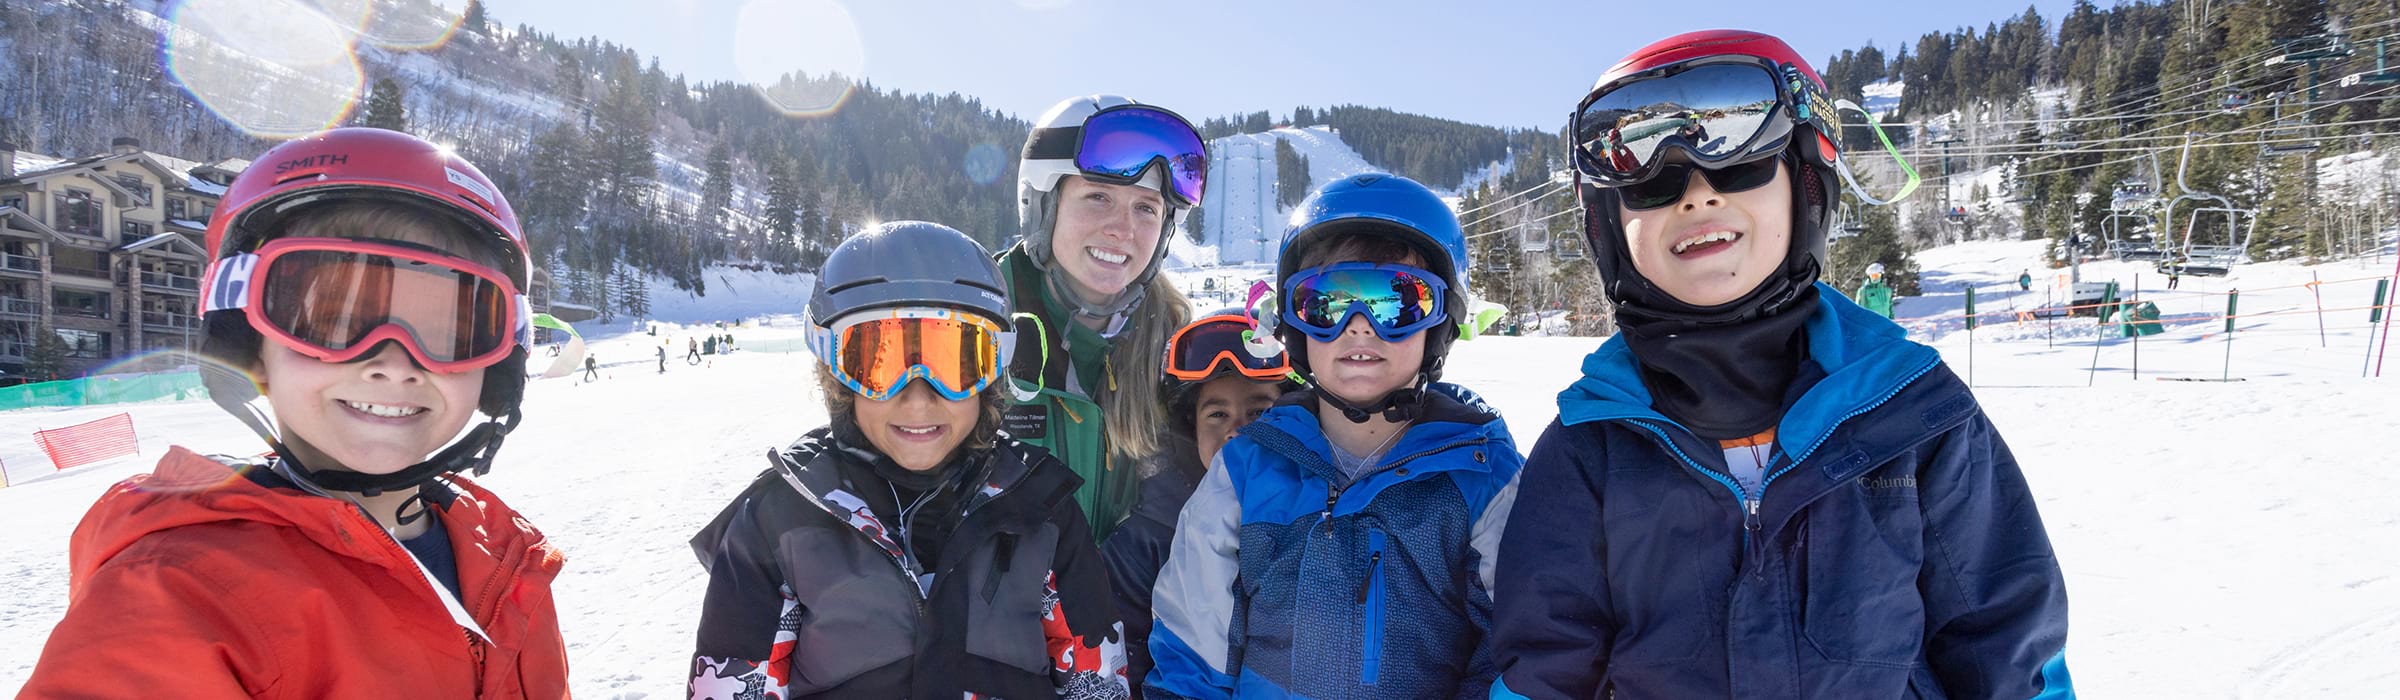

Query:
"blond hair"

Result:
[[1101, 273, 1190, 460]]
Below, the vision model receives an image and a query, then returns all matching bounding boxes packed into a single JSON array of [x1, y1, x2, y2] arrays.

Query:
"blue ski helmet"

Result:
[[1273, 173, 1471, 381]]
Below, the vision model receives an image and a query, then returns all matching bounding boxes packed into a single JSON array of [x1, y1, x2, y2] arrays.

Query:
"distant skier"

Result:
[[686, 338, 701, 364], [2019, 269, 2033, 292], [583, 354, 599, 382], [656, 343, 667, 373], [1855, 262, 1896, 319]]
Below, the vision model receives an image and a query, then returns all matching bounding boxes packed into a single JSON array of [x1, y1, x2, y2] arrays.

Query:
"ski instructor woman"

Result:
[[1000, 95, 1205, 542]]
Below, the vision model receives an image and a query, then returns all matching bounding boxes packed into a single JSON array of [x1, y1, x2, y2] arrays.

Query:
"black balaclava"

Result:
[[1580, 149, 1836, 440]]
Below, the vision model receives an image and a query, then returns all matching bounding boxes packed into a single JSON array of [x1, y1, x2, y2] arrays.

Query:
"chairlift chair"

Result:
[[2103, 211, 2166, 261], [2261, 117, 2323, 155], [2164, 206, 2255, 276]]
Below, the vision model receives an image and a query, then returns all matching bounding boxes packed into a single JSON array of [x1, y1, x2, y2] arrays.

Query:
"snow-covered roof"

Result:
[[115, 231, 206, 256], [11, 151, 63, 176]]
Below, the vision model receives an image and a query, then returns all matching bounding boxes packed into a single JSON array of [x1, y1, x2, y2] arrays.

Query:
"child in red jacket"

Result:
[[24, 128, 569, 698]]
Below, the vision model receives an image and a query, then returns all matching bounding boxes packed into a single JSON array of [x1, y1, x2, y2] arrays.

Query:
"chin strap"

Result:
[[200, 360, 521, 526], [1311, 372, 1429, 424]]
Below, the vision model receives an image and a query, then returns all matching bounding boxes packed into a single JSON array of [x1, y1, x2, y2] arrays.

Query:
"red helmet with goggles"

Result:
[[1571, 30, 1846, 324], [194, 128, 535, 503]]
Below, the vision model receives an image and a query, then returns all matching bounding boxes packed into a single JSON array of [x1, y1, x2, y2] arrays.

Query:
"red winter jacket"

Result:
[[21, 446, 571, 699]]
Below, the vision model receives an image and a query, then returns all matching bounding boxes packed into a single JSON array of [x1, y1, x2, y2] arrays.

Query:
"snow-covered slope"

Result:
[[1196, 125, 1477, 266]]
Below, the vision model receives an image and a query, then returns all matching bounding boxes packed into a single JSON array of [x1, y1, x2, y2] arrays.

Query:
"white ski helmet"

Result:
[[1866, 262, 1887, 279], [1016, 94, 1203, 320]]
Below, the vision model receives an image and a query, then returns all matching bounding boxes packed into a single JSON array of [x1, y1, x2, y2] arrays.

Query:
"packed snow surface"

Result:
[[3, 239, 2398, 698]]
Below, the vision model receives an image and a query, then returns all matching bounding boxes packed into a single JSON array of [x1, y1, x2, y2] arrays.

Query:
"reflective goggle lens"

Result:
[[254, 249, 515, 366], [1165, 315, 1289, 382], [1076, 106, 1208, 206], [1574, 62, 1786, 181], [830, 316, 1005, 400], [1282, 263, 1449, 341], [1619, 155, 1786, 210]]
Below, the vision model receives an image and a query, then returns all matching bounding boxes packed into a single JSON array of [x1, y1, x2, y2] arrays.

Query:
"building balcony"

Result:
[[0, 253, 39, 275], [141, 311, 199, 330], [139, 270, 201, 292], [55, 306, 109, 320], [52, 262, 110, 280], [1, 296, 38, 318]]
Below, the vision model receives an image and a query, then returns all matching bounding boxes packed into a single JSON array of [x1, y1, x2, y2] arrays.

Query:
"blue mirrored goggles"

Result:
[[1279, 262, 1451, 343]]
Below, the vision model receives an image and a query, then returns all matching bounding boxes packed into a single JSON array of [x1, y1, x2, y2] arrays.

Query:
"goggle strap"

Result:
[[203, 253, 260, 313], [1832, 98, 1922, 206]]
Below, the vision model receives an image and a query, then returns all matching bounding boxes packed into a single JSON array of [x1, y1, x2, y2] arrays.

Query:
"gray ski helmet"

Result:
[[807, 221, 1012, 328], [1016, 95, 1197, 318]]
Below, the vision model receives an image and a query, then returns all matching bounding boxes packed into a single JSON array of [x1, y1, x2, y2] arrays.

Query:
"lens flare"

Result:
[[311, 0, 469, 50], [734, 0, 867, 117], [166, 0, 363, 139], [964, 142, 1007, 185]]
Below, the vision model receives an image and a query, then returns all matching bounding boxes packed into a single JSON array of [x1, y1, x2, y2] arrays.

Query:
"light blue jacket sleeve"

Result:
[[1144, 455, 1242, 700]]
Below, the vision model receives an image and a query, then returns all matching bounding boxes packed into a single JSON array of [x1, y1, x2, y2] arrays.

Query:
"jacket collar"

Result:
[[1243, 385, 1515, 486], [1557, 283, 1943, 466], [72, 447, 563, 640]]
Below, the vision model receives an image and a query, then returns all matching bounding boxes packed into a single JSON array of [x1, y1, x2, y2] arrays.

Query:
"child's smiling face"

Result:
[[1618, 162, 1793, 307]]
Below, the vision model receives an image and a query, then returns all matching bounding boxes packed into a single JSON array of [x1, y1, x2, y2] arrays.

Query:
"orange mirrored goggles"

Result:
[[807, 308, 1016, 401]]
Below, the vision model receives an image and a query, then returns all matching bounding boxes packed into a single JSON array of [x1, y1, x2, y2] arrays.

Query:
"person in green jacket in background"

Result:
[[1000, 94, 1204, 542], [1855, 261, 1896, 318]]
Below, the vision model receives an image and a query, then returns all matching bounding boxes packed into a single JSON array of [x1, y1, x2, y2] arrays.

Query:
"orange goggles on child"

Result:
[[202, 237, 529, 373], [1163, 314, 1291, 382], [806, 307, 1017, 401]]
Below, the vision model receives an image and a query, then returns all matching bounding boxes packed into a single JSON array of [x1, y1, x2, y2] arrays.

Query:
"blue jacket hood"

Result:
[[1557, 283, 1942, 464]]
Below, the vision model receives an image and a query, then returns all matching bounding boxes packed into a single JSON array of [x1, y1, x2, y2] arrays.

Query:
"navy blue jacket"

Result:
[[1149, 388, 1523, 699], [1103, 432, 1206, 699], [1491, 284, 2074, 700]]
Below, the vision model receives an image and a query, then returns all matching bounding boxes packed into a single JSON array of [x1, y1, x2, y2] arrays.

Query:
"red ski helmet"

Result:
[[1573, 30, 1844, 325], [206, 127, 529, 287]]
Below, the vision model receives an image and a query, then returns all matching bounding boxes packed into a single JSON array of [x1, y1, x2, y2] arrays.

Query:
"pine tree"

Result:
[[614, 261, 650, 319], [700, 138, 734, 227], [461, 0, 489, 35], [1274, 138, 1310, 207], [765, 157, 801, 256], [360, 78, 408, 133], [594, 264, 617, 324], [24, 326, 68, 381], [1184, 204, 1208, 246], [592, 56, 656, 202]]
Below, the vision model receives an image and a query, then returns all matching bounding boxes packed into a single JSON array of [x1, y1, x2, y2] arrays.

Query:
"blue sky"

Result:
[[477, 0, 2081, 129]]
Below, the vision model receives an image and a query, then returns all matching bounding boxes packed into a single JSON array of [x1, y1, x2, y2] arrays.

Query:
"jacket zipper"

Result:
[[335, 506, 496, 693], [1617, 352, 1942, 575], [1356, 527, 1387, 685], [773, 453, 931, 608]]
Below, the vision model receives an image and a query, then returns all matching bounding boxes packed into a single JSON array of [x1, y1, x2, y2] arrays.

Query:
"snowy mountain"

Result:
[[1191, 125, 1506, 266]]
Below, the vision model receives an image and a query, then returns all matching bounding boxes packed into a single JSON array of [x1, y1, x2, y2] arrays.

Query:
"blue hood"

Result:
[[1556, 283, 1942, 465]]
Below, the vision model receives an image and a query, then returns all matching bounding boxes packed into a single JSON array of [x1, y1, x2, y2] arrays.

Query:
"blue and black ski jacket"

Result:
[[1148, 387, 1524, 700], [1490, 284, 2075, 700]]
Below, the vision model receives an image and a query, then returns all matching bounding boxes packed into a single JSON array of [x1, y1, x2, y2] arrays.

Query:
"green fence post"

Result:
[[2223, 289, 2239, 381]]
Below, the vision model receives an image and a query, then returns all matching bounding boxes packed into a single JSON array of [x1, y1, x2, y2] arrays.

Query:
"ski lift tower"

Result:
[[2264, 34, 2352, 104]]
